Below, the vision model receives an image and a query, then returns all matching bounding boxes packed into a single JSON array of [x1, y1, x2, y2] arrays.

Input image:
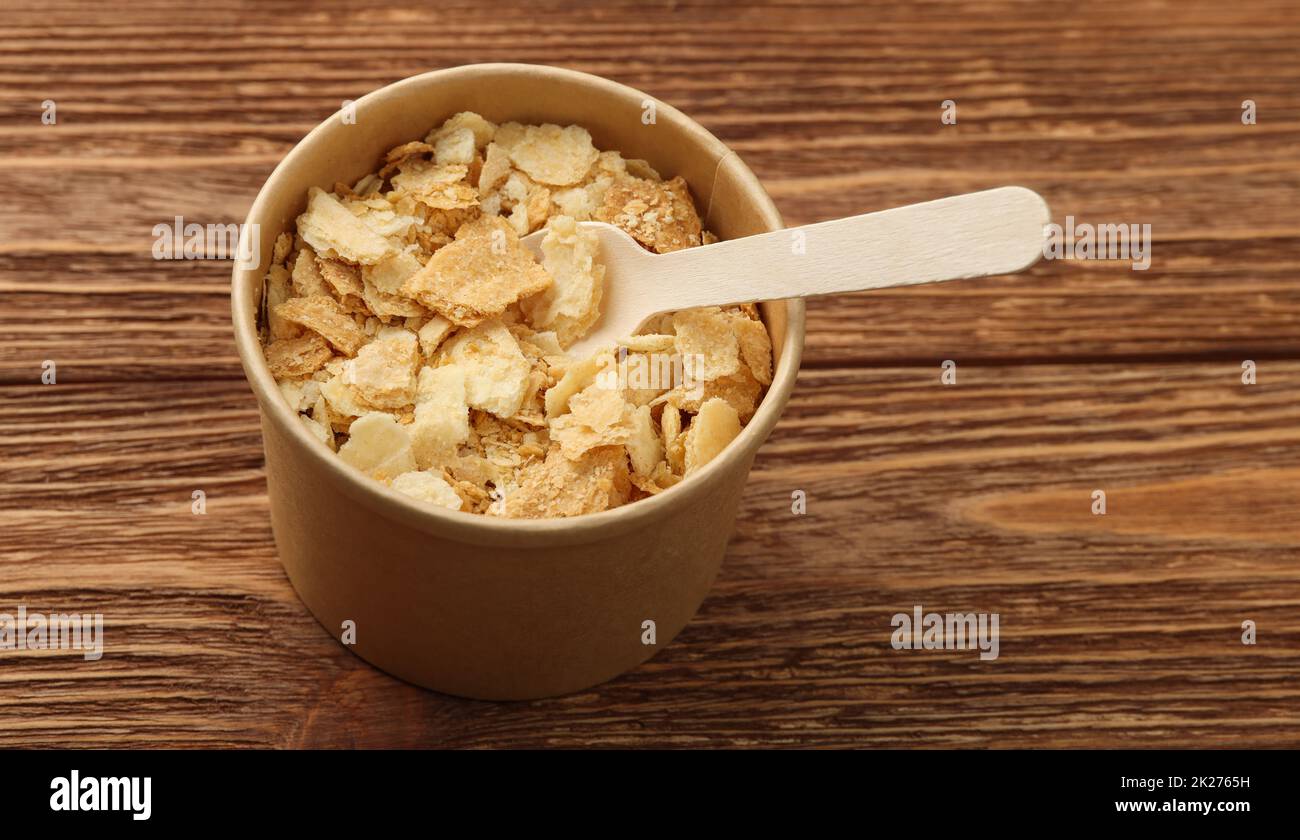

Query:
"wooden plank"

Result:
[[1, 0, 1295, 377], [2, 363, 1296, 747], [3, 0, 1297, 749], [3, 164, 1297, 248], [5, 235, 1299, 384]]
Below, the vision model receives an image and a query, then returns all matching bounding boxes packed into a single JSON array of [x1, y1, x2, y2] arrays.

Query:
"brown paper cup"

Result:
[[232, 64, 806, 699]]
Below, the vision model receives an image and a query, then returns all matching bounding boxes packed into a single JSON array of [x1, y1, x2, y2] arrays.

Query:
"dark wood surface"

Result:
[[2, 0, 1298, 747]]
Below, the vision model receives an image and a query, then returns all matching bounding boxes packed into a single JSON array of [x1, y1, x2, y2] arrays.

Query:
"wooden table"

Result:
[[3, 0, 1297, 748]]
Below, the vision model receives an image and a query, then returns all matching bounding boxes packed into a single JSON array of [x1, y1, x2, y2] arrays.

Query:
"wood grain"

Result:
[[3, 366, 1298, 747], [1, 0, 1298, 748]]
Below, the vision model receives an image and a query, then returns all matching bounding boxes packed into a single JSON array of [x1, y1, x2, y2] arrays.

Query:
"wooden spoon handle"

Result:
[[657, 186, 1050, 310]]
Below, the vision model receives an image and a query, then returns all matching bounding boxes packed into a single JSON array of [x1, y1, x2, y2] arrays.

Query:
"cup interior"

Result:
[[231, 63, 805, 540]]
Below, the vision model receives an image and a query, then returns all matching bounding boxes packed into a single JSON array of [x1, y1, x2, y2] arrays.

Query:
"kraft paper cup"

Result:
[[232, 63, 806, 699]]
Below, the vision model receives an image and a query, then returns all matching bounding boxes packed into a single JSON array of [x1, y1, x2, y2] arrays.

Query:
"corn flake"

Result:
[[275, 295, 368, 356], [684, 397, 741, 475], [347, 327, 419, 408], [320, 372, 374, 425], [520, 215, 604, 348], [411, 364, 470, 469], [265, 332, 333, 379], [672, 307, 741, 381], [506, 123, 599, 186], [390, 470, 464, 511], [338, 412, 417, 479], [291, 247, 331, 298], [405, 215, 552, 327], [317, 257, 365, 299], [265, 264, 300, 340], [478, 142, 513, 193], [625, 404, 663, 476], [297, 187, 394, 265], [505, 446, 630, 519], [597, 175, 702, 253], [417, 315, 455, 357], [426, 111, 497, 149], [441, 320, 532, 418], [550, 384, 634, 459], [544, 349, 614, 419], [434, 128, 477, 167], [731, 309, 774, 386]]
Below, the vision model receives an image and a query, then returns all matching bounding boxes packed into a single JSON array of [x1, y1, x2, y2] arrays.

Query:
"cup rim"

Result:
[[232, 62, 805, 547]]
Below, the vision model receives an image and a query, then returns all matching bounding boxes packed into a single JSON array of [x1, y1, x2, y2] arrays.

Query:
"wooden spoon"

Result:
[[521, 185, 1050, 358]]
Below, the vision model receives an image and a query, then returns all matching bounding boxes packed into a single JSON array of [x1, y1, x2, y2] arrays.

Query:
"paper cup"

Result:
[[232, 64, 806, 699]]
